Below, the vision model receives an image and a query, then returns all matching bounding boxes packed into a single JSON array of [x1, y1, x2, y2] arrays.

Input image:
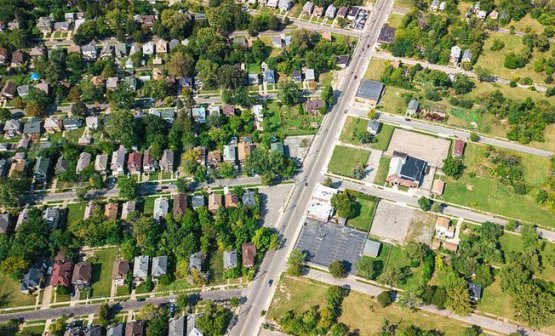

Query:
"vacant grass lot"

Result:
[[374, 156, 391, 185], [348, 197, 378, 232], [387, 13, 405, 28], [378, 86, 411, 114], [328, 146, 370, 178], [67, 202, 86, 226], [442, 143, 555, 226], [268, 276, 473, 335], [364, 59, 388, 81], [90, 247, 119, 298], [339, 117, 395, 151], [475, 32, 552, 85], [393, 0, 413, 9], [0, 273, 37, 308], [266, 101, 323, 136]]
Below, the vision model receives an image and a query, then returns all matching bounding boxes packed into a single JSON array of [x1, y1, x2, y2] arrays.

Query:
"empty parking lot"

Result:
[[385, 129, 451, 167]]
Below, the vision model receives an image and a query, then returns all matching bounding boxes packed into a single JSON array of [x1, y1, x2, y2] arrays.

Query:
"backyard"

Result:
[[441, 143, 555, 226], [268, 276, 474, 335], [0, 273, 37, 308], [327, 145, 370, 178]]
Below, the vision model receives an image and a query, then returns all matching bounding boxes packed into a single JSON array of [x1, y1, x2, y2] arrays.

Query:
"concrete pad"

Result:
[[385, 129, 451, 167], [370, 201, 415, 244], [284, 135, 313, 164]]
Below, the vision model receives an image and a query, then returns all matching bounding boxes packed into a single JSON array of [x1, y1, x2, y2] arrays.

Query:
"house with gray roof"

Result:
[[191, 195, 205, 210], [242, 190, 257, 208], [189, 252, 203, 272], [168, 316, 186, 336], [121, 201, 136, 220], [100, 44, 114, 59], [20, 265, 45, 293], [462, 49, 473, 63], [407, 99, 419, 116], [55, 156, 69, 175], [223, 145, 237, 164], [95, 154, 109, 174], [34, 156, 50, 182], [363, 239, 381, 257], [187, 315, 203, 336], [106, 324, 124, 336], [111, 146, 126, 176], [85, 325, 102, 336], [449, 45, 462, 64], [367, 120, 381, 136], [264, 70, 275, 84], [270, 142, 285, 155], [64, 117, 82, 131], [43, 207, 59, 229], [223, 250, 237, 269], [36, 17, 53, 33], [81, 44, 97, 61], [355, 80, 384, 107], [3, 119, 21, 137], [76, 152, 92, 174], [192, 107, 206, 123], [153, 197, 169, 220], [17, 85, 29, 97], [160, 149, 174, 172], [0, 213, 11, 234], [23, 119, 41, 138], [133, 255, 149, 282], [151, 256, 168, 280]]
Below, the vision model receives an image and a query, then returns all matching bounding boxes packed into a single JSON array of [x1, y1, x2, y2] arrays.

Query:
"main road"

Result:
[[230, 0, 395, 334]]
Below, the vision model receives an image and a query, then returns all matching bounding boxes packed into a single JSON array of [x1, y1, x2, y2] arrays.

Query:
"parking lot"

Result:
[[385, 129, 451, 167], [295, 220, 366, 273]]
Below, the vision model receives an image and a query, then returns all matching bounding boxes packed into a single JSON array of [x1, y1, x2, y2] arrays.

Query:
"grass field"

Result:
[[328, 146, 370, 178], [475, 32, 552, 85], [393, 0, 413, 9], [143, 197, 156, 215], [364, 59, 388, 81], [477, 276, 514, 318], [387, 13, 405, 28], [374, 156, 391, 185], [339, 117, 395, 151], [90, 247, 119, 298], [266, 101, 323, 136], [348, 197, 378, 232], [0, 273, 36, 308], [506, 14, 545, 34], [66, 202, 86, 226], [268, 276, 474, 335], [442, 143, 555, 226], [378, 87, 412, 114]]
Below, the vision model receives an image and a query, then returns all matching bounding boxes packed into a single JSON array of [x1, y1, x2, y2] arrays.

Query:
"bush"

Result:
[[513, 182, 527, 194], [509, 81, 517, 87], [329, 260, 346, 278], [377, 291, 393, 307], [418, 197, 431, 211], [469, 132, 480, 142], [431, 287, 447, 309], [519, 77, 533, 85]]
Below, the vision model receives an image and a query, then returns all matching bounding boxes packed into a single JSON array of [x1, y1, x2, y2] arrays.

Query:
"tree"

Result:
[[49, 317, 67, 336], [118, 176, 138, 200], [321, 84, 334, 109], [442, 155, 465, 178], [330, 192, 356, 218], [98, 303, 111, 327], [329, 260, 346, 278], [356, 256, 382, 280], [322, 177, 333, 187], [453, 75, 475, 94], [108, 83, 135, 110], [469, 132, 480, 142], [0, 175, 31, 209], [418, 197, 431, 211], [106, 109, 137, 149], [0, 108, 11, 121], [377, 291, 393, 307], [176, 294, 189, 311], [71, 101, 88, 117], [196, 302, 233, 336], [167, 52, 195, 78], [278, 80, 304, 106], [24, 88, 50, 117], [0, 256, 29, 278], [287, 249, 305, 276], [464, 325, 483, 336], [446, 282, 472, 316]]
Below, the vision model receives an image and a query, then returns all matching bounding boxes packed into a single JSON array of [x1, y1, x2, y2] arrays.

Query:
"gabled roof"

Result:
[[242, 243, 256, 267], [133, 255, 149, 279], [0, 213, 11, 234], [106, 324, 124, 336], [23, 119, 41, 134], [112, 260, 130, 280], [189, 252, 202, 271], [72, 262, 92, 285], [208, 193, 223, 212], [50, 258, 74, 287], [173, 193, 187, 216], [168, 316, 186, 336], [125, 321, 145, 336], [105, 203, 118, 220], [242, 190, 256, 207], [191, 195, 205, 209], [356, 80, 384, 101], [151, 256, 168, 278], [223, 250, 237, 269]]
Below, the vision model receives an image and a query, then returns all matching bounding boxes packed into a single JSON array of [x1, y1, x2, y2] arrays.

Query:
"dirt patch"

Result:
[[404, 212, 437, 245]]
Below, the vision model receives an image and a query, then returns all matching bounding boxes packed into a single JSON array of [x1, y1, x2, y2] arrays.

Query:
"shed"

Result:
[[363, 239, 381, 257]]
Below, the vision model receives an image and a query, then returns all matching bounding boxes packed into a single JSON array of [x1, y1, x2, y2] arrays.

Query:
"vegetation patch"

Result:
[[327, 146, 370, 179]]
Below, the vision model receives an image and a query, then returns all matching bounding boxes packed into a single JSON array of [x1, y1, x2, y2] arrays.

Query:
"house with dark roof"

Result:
[[191, 195, 205, 210], [127, 151, 142, 175], [50, 254, 74, 288], [189, 252, 203, 272], [242, 243, 256, 268], [20, 265, 45, 293], [304, 99, 325, 114], [107, 323, 124, 336], [355, 80, 384, 107], [72, 262, 92, 288], [1, 80, 17, 99], [378, 25, 396, 44], [34, 156, 50, 182], [407, 99, 419, 116], [151, 256, 168, 280], [386, 151, 427, 188], [453, 139, 466, 157], [112, 260, 130, 286], [43, 207, 60, 229], [85, 325, 103, 336], [23, 119, 41, 139], [64, 117, 82, 131], [468, 282, 482, 302], [173, 193, 187, 216], [0, 213, 11, 234], [76, 152, 92, 174], [125, 321, 145, 336], [242, 190, 256, 208], [336, 55, 350, 69]]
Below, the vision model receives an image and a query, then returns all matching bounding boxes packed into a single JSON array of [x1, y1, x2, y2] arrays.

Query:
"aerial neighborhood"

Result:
[[0, 0, 555, 334]]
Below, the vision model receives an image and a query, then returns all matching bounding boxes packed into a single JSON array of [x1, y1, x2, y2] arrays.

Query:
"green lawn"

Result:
[[371, 123, 395, 151], [156, 279, 194, 292], [268, 276, 473, 335], [0, 273, 37, 308], [339, 117, 394, 151], [364, 58, 388, 81], [90, 248, 119, 298], [442, 143, 555, 226], [66, 202, 86, 226], [143, 197, 156, 215], [374, 156, 391, 185], [378, 87, 411, 115], [393, 0, 413, 9], [477, 276, 514, 318], [64, 128, 85, 144], [348, 197, 378, 232], [247, 63, 261, 74], [387, 13, 405, 28], [327, 146, 370, 178]]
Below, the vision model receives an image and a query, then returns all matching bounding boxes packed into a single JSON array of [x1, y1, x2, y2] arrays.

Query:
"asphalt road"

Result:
[[0, 289, 241, 323], [230, 0, 395, 334]]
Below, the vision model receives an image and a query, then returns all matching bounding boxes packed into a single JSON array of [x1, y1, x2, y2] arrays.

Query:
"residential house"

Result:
[[50, 254, 74, 288], [133, 256, 149, 283], [37, 17, 53, 33], [237, 141, 251, 164], [84, 201, 95, 220], [105, 203, 118, 220], [107, 324, 124, 336], [20, 265, 45, 293], [44, 117, 63, 133], [151, 256, 168, 280], [430, 0, 439, 11], [278, 0, 292, 10], [304, 99, 325, 114], [186, 315, 203, 336], [168, 316, 186, 336], [121, 201, 136, 220], [468, 282, 482, 302], [142, 15, 156, 28], [76, 152, 92, 174], [242, 243, 256, 268], [142, 148, 157, 173], [355, 80, 384, 107], [43, 207, 60, 229], [30, 46, 45, 58], [159, 149, 174, 172], [0, 158, 7, 176], [34, 156, 50, 182], [173, 193, 187, 216], [85, 116, 98, 130], [189, 252, 203, 273], [489, 10, 499, 20], [111, 146, 126, 176], [264, 70, 276, 84], [64, 117, 82, 131], [432, 179, 445, 196], [9, 159, 25, 177], [169, 39, 180, 51], [378, 25, 396, 44], [208, 150, 221, 168], [192, 106, 206, 123], [142, 41, 154, 56], [125, 76, 137, 91], [453, 139, 466, 157], [476, 10, 487, 19], [115, 43, 127, 59], [208, 193, 223, 213], [95, 154, 109, 174], [222, 104, 235, 117], [125, 321, 145, 336], [336, 6, 348, 18], [325, 4, 337, 18], [435, 217, 455, 239], [23, 119, 41, 140], [347, 6, 360, 20], [0, 213, 11, 234], [367, 120, 381, 136], [462, 49, 473, 63], [266, 0, 278, 8], [100, 44, 113, 59], [85, 326, 103, 336], [270, 142, 285, 155], [303, 1, 314, 14], [72, 262, 92, 288], [292, 69, 302, 83], [223, 250, 237, 269], [154, 197, 169, 220], [34, 82, 49, 95], [336, 55, 351, 69], [127, 151, 142, 175], [1, 80, 17, 99], [449, 46, 461, 64], [3, 119, 20, 137], [406, 99, 419, 116], [195, 146, 207, 166], [225, 193, 239, 208], [65, 12, 75, 22], [386, 151, 428, 188], [271, 36, 283, 48], [223, 145, 237, 165], [54, 21, 69, 31], [17, 85, 29, 97], [0, 48, 8, 65], [156, 39, 168, 54], [191, 195, 205, 210], [106, 77, 119, 91], [313, 6, 324, 17], [82, 44, 97, 61], [242, 190, 256, 208]]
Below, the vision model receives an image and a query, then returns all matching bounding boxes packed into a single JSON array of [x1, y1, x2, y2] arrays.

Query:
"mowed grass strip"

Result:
[[90, 247, 119, 298], [328, 145, 370, 178], [268, 276, 473, 335]]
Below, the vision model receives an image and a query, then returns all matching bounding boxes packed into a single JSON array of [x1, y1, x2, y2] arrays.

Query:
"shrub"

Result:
[[377, 291, 394, 307], [418, 197, 431, 211], [431, 287, 447, 309], [329, 260, 346, 278], [469, 132, 480, 142]]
